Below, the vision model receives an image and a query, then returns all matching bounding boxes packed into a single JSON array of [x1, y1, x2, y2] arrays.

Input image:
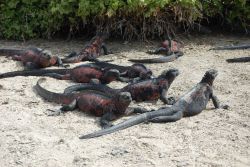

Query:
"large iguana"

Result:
[[35, 78, 133, 128], [79, 69, 229, 139]]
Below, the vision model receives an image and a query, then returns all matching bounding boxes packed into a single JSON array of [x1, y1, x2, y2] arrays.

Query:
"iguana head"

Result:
[[160, 68, 180, 79], [104, 69, 121, 83], [117, 92, 132, 104], [201, 69, 218, 85]]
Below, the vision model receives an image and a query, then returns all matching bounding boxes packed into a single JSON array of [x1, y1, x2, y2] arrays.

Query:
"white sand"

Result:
[[0, 35, 249, 167]]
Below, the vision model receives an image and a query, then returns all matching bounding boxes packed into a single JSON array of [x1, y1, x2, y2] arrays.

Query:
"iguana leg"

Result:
[[43, 73, 71, 80], [56, 57, 67, 68], [210, 94, 229, 109], [132, 107, 151, 114], [90, 79, 100, 84], [101, 43, 112, 55], [47, 99, 77, 116], [130, 77, 142, 83], [100, 112, 119, 129], [12, 55, 22, 61], [148, 110, 183, 123], [160, 89, 176, 105], [118, 77, 131, 83], [147, 47, 169, 54], [24, 62, 40, 70], [66, 51, 77, 58]]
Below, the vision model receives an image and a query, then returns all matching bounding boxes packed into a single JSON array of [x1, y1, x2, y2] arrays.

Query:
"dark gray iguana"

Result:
[[79, 69, 229, 139]]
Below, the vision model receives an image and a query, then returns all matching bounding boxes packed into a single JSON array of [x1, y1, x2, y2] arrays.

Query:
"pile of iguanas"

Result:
[[0, 32, 248, 139]]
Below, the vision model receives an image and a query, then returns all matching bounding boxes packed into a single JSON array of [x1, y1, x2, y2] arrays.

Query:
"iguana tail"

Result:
[[128, 52, 183, 64], [226, 56, 250, 63], [210, 44, 250, 50], [35, 78, 74, 104], [79, 108, 173, 139], [64, 83, 117, 96], [92, 61, 127, 72], [0, 49, 24, 56], [0, 69, 69, 79]]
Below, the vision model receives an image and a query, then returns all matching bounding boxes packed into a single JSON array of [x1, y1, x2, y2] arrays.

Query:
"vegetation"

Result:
[[0, 0, 249, 40]]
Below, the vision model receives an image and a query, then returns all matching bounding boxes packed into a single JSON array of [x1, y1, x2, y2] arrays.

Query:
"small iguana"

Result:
[[128, 38, 184, 63], [64, 68, 180, 105], [62, 33, 112, 63], [79, 69, 229, 139], [35, 78, 133, 128], [0, 47, 64, 69]]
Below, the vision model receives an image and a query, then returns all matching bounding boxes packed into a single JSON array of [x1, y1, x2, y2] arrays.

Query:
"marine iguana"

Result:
[[128, 38, 184, 63], [35, 78, 133, 128], [93, 61, 153, 82], [128, 51, 184, 64], [0, 61, 152, 82], [210, 44, 250, 50], [226, 56, 250, 63], [62, 33, 112, 63], [42, 64, 122, 84], [146, 38, 183, 55], [64, 68, 179, 104], [79, 69, 229, 139], [0, 47, 64, 69], [0, 64, 122, 84]]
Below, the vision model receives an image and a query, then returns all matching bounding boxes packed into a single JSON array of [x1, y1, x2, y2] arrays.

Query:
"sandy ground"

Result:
[[0, 35, 249, 167]]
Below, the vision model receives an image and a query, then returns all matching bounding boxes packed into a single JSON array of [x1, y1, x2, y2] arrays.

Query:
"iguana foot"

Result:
[[133, 107, 151, 114], [167, 97, 176, 105], [46, 109, 64, 116], [146, 49, 156, 54], [221, 104, 229, 110], [101, 123, 114, 129]]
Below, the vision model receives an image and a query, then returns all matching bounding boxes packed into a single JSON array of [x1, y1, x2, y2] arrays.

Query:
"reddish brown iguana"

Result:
[[0, 47, 64, 69], [62, 33, 112, 63], [35, 78, 133, 128], [64, 68, 179, 105], [128, 38, 184, 63]]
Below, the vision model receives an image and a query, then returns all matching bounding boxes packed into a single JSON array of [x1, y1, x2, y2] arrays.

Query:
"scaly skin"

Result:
[[128, 52, 183, 64], [62, 33, 111, 63], [35, 78, 132, 128], [79, 69, 229, 139], [226, 56, 250, 63], [93, 62, 153, 82], [0, 47, 64, 69], [64, 68, 179, 104], [43, 64, 122, 84]]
